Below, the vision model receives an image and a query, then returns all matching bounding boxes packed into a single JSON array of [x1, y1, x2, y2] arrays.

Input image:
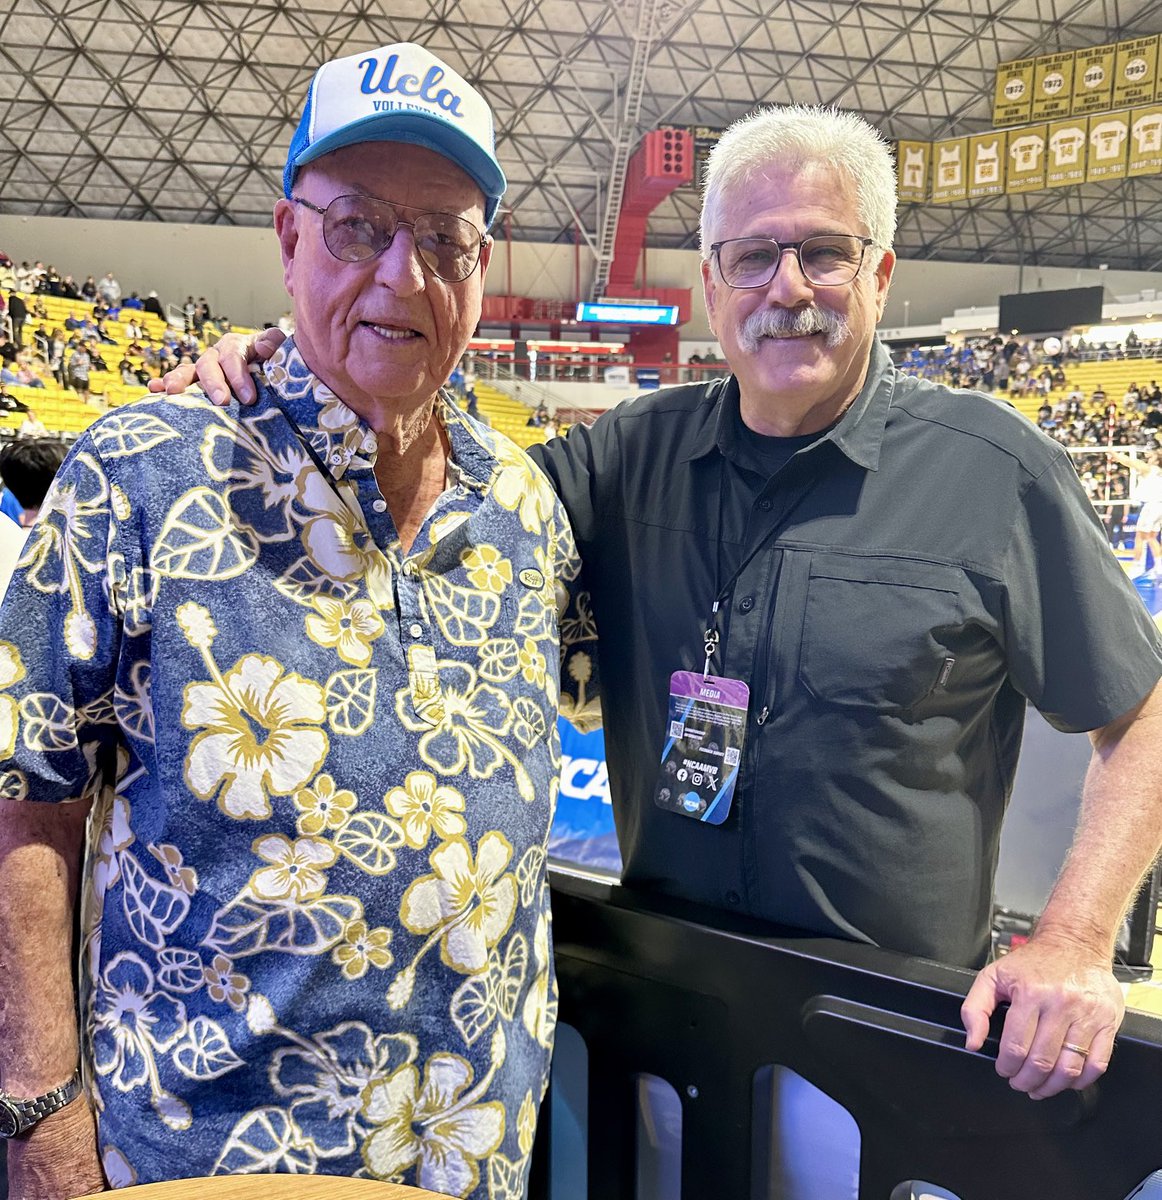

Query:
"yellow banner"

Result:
[[967, 132, 1006, 197], [930, 137, 968, 203], [994, 58, 1036, 125], [1046, 118, 1088, 186], [1072, 43, 1117, 114], [1129, 104, 1162, 176], [1006, 125, 1048, 193], [896, 140, 930, 202], [1114, 36, 1159, 108], [1031, 52, 1076, 121], [1086, 113, 1130, 182]]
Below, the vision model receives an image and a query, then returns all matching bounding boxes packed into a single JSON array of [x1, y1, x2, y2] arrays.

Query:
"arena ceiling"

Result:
[[1, 0, 1161, 275]]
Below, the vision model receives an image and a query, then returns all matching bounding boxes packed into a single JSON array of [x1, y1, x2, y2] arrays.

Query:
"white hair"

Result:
[[699, 105, 898, 263]]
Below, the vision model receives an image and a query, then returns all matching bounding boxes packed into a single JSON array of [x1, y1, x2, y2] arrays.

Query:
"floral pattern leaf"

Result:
[[156, 949, 206, 994], [478, 639, 520, 684], [19, 692, 78, 752], [89, 411, 181, 458], [273, 555, 361, 608], [152, 487, 260, 580], [488, 1151, 528, 1200], [212, 1107, 317, 1175], [204, 895, 361, 958], [325, 669, 377, 736], [121, 854, 191, 951], [334, 811, 406, 876], [172, 1016, 245, 1080], [450, 971, 497, 1047], [515, 847, 546, 908], [514, 591, 553, 642], [495, 935, 529, 1022], [424, 574, 500, 645]]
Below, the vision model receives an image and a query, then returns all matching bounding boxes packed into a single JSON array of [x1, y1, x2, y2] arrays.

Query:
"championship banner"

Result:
[[1086, 112, 1130, 182], [1072, 43, 1117, 115], [1006, 125, 1048, 193], [994, 57, 1036, 126], [1047, 117, 1088, 187], [896, 140, 930, 202], [1129, 104, 1162, 176], [967, 131, 1006, 197], [1032, 51, 1076, 121], [1114, 36, 1159, 108], [931, 137, 968, 203]]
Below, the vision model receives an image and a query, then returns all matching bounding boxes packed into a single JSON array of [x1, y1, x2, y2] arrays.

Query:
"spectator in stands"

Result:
[[1149, 381, 1162, 403], [0, 438, 67, 528], [47, 329, 66, 387], [121, 291, 144, 311], [0, 334, 16, 368], [86, 342, 109, 373], [143, 289, 165, 318], [80, 275, 98, 302], [31, 324, 49, 361], [7, 290, 27, 348], [0, 387, 30, 414], [63, 311, 83, 332], [1091, 383, 1107, 405], [30, 295, 47, 322], [97, 270, 121, 306], [66, 342, 91, 402], [1, 43, 564, 1199], [118, 354, 137, 384]]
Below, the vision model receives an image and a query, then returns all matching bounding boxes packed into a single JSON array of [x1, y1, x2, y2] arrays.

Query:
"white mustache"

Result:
[[738, 306, 851, 353]]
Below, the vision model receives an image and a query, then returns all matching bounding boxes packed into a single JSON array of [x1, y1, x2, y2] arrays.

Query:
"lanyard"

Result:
[[702, 446, 821, 676]]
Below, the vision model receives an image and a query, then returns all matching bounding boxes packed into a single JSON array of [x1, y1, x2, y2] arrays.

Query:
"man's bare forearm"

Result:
[[0, 797, 91, 1096]]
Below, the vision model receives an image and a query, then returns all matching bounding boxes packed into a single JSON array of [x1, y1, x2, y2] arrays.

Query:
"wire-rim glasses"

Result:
[[292, 194, 486, 283], [711, 234, 875, 289]]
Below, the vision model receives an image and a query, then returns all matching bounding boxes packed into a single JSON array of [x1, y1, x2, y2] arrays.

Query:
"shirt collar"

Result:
[[694, 338, 895, 472], [260, 336, 499, 488]]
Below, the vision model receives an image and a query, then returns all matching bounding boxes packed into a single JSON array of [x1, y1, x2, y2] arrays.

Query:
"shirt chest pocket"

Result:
[[797, 556, 964, 711]]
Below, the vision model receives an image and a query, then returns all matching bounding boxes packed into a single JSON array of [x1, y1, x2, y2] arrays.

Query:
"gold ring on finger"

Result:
[[1062, 1042, 1089, 1058]]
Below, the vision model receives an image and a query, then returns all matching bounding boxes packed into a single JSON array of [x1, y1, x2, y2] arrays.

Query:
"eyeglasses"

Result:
[[710, 234, 875, 289], [291, 194, 486, 283]]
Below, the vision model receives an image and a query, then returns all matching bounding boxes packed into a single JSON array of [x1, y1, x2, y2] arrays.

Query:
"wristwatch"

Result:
[[0, 1074, 82, 1138]]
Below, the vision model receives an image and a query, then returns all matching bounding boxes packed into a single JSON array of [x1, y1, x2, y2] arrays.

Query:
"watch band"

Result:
[[0, 1073, 82, 1138]]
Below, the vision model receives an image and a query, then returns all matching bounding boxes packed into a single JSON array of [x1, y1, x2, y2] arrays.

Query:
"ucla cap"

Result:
[[284, 43, 507, 226]]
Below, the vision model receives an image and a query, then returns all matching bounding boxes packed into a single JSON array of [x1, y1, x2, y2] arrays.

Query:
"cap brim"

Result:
[[292, 110, 506, 226]]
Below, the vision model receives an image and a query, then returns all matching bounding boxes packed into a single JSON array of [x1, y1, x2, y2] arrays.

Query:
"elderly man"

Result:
[[175, 102, 1162, 1188], [0, 42, 575, 1200]]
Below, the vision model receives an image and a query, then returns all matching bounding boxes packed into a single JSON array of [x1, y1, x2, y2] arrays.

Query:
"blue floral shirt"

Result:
[[0, 340, 583, 1197]]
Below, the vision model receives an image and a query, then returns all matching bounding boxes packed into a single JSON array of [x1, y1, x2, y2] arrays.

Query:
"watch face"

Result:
[[0, 1100, 20, 1138]]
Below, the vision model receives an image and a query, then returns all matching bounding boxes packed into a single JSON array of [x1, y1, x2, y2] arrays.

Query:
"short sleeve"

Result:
[[1001, 452, 1162, 731], [0, 440, 122, 803]]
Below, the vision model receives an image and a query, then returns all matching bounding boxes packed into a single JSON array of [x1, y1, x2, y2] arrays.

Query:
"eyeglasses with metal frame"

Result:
[[710, 234, 876, 290], [291, 194, 486, 283]]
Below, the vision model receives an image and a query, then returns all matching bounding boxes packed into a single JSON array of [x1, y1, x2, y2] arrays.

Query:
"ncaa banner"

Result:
[[1114, 36, 1159, 108], [1072, 43, 1117, 115], [896, 140, 930, 202], [1006, 125, 1048, 193], [994, 57, 1036, 126], [1129, 104, 1162, 176], [1087, 113, 1130, 182], [968, 131, 1006, 197], [1047, 117, 1088, 187], [1032, 51, 1076, 121], [931, 137, 968, 204], [548, 719, 621, 873]]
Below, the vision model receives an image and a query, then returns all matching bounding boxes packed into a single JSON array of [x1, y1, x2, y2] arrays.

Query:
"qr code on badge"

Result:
[[669, 720, 685, 738], [724, 746, 740, 766]]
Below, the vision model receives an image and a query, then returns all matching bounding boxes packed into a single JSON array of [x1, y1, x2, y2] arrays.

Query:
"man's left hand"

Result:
[[961, 931, 1123, 1098]]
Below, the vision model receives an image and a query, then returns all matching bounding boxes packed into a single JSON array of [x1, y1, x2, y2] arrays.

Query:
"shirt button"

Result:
[[758, 498, 773, 511], [372, 499, 387, 513], [402, 562, 414, 576], [409, 623, 424, 638], [738, 596, 754, 613], [726, 890, 741, 906], [329, 452, 343, 465]]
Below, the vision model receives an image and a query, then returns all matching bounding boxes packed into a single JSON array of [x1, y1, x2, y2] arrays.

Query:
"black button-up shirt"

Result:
[[534, 342, 1162, 967]]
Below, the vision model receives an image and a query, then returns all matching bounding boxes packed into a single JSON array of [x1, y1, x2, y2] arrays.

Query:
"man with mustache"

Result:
[[169, 103, 1162, 1195]]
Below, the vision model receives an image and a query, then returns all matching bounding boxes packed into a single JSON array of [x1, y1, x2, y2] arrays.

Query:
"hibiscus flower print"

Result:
[[181, 641, 329, 821], [248, 834, 337, 902], [304, 596, 385, 667], [461, 544, 512, 595], [384, 770, 467, 850], [362, 1052, 505, 1196], [396, 832, 517, 980], [294, 773, 357, 835]]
